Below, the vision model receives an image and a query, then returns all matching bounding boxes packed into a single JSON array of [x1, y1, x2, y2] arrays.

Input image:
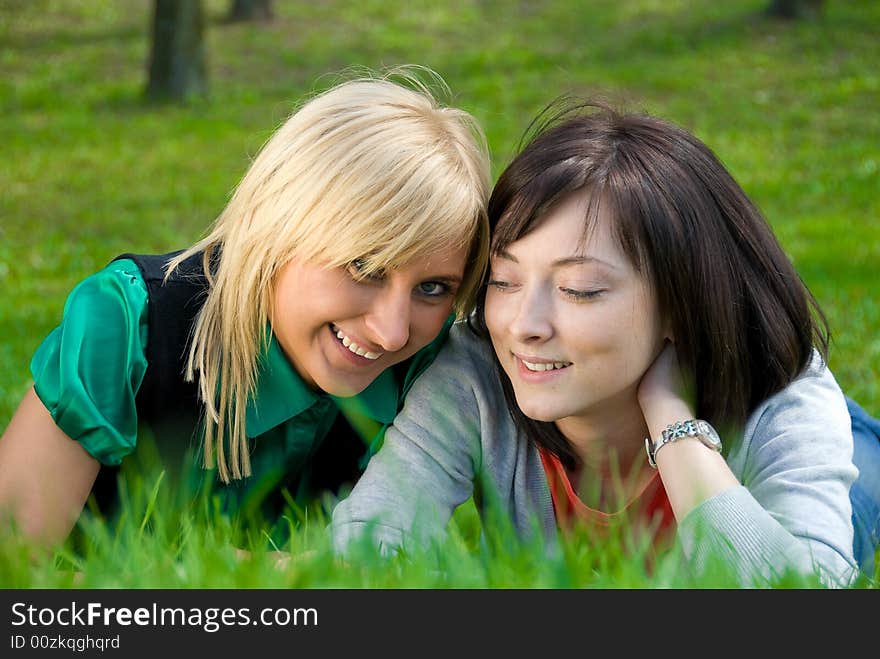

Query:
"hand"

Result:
[[637, 340, 696, 432]]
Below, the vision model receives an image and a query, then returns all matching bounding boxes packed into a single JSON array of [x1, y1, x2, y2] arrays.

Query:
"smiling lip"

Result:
[[329, 324, 384, 366], [513, 353, 572, 381]]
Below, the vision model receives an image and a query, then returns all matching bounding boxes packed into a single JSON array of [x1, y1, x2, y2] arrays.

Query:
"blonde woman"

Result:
[[0, 68, 491, 548]]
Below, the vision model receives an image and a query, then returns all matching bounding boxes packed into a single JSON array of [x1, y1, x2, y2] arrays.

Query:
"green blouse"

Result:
[[30, 258, 452, 514]]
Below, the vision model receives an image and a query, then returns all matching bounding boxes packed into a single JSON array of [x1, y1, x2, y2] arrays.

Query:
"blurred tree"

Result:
[[767, 0, 825, 19], [227, 0, 274, 22], [146, 0, 207, 102]]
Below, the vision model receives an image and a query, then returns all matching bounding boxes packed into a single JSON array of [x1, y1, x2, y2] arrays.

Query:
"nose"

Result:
[[507, 285, 554, 343], [364, 286, 411, 353]]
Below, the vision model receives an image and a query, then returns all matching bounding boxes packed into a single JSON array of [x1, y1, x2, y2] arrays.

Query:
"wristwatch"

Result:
[[645, 419, 722, 469]]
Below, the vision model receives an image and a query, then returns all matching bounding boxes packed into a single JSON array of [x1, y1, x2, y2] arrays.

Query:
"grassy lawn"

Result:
[[0, 0, 877, 587]]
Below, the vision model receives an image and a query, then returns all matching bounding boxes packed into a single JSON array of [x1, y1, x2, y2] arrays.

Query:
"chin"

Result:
[[313, 372, 371, 398], [514, 395, 566, 423]]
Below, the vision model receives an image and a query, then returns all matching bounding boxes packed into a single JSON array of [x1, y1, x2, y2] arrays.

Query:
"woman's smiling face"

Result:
[[272, 244, 468, 397], [485, 189, 665, 425]]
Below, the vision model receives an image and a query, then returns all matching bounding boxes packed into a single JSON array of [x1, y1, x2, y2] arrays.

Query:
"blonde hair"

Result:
[[167, 66, 491, 483]]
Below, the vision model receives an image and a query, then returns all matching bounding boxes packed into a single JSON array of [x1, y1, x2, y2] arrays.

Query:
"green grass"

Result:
[[0, 0, 878, 587], [0, 466, 847, 589]]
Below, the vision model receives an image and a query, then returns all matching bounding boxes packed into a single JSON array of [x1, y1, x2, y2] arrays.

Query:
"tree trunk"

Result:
[[227, 0, 274, 22], [146, 0, 207, 102], [767, 0, 825, 19]]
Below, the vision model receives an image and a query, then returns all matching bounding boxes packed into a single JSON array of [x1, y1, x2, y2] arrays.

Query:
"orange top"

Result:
[[537, 446, 676, 542]]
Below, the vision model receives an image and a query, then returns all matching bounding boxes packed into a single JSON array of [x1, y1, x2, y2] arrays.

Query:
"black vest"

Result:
[[120, 250, 208, 439], [90, 251, 367, 516]]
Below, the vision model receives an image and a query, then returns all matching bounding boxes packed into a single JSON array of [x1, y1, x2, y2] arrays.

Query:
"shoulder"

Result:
[[400, 321, 506, 416], [63, 258, 148, 319], [443, 321, 498, 368], [735, 350, 853, 473], [111, 251, 210, 339], [430, 322, 503, 392], [746, 351, 849, 435], [116, 250, 203, 285], [31, 259, 149, 403], [37, 258, 150, 361]]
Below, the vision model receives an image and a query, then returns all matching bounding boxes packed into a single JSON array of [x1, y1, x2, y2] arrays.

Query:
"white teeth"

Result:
[[334, 326, 381, 360], [522, 359, 570, 372]]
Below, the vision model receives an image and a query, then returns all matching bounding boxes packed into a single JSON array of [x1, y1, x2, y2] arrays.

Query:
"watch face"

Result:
[[696, 420, 722, 449]]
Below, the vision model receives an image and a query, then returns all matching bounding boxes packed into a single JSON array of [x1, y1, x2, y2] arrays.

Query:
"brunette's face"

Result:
[[485, 190, 665, 424], [272, 245, 468, 396]]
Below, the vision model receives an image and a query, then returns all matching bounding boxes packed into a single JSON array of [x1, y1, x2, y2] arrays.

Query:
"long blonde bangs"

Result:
[[167, 67, 490, 482]]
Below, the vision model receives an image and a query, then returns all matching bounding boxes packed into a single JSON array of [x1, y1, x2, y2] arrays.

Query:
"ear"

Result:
[[662, 319, 674, 343]]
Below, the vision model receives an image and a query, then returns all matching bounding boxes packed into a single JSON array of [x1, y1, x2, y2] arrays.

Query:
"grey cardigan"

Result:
[[332, 323, 859, 586]]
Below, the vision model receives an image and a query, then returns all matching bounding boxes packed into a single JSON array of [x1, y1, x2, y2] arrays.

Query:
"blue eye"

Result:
[[417, 281, 450, 297]]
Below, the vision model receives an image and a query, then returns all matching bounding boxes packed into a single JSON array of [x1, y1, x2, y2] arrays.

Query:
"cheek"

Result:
[[484, 290, 508, 336], [606, 303, 664, 378], [273, 263, 324, 317], [271, 271, 301, 329], [304, 274, 372, 325], [274, 284, 320, 330], [485, 294, 516, 370], [410, 302, 454, 343], [565, 306, 643, 372], [629, 288, 665, 354]]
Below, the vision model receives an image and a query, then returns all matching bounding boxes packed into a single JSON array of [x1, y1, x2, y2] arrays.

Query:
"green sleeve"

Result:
[[29, 258, 149, 466]]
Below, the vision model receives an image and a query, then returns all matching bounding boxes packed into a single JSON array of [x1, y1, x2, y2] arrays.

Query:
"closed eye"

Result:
[[559, 287, 605, 301]]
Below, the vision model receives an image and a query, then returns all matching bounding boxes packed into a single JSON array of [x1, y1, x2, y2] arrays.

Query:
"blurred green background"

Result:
[[0, 0, 877, 588]]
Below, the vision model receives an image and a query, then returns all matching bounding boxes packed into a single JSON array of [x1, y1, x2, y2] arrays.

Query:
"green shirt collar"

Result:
[[245, 333, 399, 437]]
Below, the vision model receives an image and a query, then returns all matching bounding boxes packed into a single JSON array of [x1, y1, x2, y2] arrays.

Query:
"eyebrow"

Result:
[[424, 274, 462, 284], [494, 249, 618, 271], [365, 265, 462, 285]]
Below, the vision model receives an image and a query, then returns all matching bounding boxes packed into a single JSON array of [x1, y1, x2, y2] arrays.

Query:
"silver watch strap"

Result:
[[646, 419, 718, 468]]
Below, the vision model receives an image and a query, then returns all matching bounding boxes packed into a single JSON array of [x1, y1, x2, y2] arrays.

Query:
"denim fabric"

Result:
[[848, 397, 880, 577]]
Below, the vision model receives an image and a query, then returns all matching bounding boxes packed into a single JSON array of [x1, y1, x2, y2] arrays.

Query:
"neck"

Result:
[[554, 391, 649, 479]]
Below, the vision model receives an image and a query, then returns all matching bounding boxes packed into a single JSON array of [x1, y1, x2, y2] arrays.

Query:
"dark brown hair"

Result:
[[470, 101, 829, 469]]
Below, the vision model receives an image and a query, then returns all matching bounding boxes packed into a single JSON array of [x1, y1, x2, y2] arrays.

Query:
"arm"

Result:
[[0, 388, 100, 548], [0, 259, 149, 550], [332, 326, 486, 557], [638, 343, 739, 521], [641, 346, 857, 585], [711, 360, 858, 586]]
